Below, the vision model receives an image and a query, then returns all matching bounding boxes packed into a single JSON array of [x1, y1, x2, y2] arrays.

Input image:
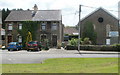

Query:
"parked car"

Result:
[[8, 42, 22, 51], [26, 41, 41, 51]]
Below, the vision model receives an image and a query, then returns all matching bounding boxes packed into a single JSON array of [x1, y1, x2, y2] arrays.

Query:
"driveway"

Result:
[[1, 48, 119, 64]]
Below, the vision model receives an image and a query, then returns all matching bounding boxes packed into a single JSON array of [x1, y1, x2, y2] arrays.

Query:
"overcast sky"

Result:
[[0, 0, 120, 26]]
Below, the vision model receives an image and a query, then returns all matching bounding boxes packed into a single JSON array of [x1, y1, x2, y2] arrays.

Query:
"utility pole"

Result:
[[78, 5, 81, 53]]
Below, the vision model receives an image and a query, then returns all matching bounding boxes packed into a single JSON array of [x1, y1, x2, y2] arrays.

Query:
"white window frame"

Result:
[[8, 24, 13, 30], [18, 36, 22, 43], [19, 24, 22, 30], [106, 39, 110, 45], [52, 22, 57, 30], [41, 22, 46, 30]]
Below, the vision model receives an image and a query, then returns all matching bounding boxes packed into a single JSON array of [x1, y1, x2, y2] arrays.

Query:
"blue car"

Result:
[[8, 42, 22, 51]]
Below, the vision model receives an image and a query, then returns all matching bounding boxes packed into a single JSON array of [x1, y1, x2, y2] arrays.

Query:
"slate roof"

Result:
[[5, 10, 62, 21], [64, 27, 78, 35]]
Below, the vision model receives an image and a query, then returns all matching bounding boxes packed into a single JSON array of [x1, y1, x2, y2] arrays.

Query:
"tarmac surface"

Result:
[[1, 48, 119, 64]]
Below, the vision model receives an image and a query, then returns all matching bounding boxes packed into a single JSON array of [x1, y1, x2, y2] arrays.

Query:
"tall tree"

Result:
[[82, 21, 97, 44], [2, 8, 11, 29]]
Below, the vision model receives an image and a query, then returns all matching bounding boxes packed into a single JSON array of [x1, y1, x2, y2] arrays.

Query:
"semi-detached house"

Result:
[[5, 4, 63, 47]]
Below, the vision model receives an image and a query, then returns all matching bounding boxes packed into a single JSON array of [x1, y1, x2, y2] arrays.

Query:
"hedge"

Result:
[[65, 45, 119, 51]]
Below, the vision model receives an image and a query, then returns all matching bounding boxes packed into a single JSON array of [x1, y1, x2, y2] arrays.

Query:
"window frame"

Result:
[[41, 22, 46, 30], [8, 24, 13, 30], [18, 24, 22, 30], [51, 22, 57, 30]]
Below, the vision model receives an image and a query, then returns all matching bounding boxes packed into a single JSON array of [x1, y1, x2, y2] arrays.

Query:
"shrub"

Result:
[[57, 40, 61, 49], [82, 38, 91, 45], [68, 38, 78, 46]]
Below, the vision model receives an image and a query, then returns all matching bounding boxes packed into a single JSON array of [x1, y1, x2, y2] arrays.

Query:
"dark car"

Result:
[[27, 41, 41, 51], [8, 42, 22, 51]]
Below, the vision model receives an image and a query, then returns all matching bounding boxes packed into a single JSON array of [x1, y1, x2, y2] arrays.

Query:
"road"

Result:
[[1, 48, 119, 64]]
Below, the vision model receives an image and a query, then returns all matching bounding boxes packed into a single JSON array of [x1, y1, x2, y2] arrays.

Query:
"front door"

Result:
[[8, 36, 12, 43], [52, 35, 57, 47]]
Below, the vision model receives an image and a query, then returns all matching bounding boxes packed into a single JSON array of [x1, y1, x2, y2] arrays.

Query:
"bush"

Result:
[[57, 40, 61, 49], [82, 38, 91, 45], [65, 45, 118, 51], [114, 44, 120, 51], [68, 38, 78, 46], [41, 39, 49, 50]]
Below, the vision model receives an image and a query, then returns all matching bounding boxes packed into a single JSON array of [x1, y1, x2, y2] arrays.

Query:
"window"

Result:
[[8, 24, 13, 30], [106, 24, 110, 37], [18, 36, 22, 43], [106, 39, 110, 45], [93, 24, 96, 30], [98, 17, 104, 23], [52, 22, 57, 30], [19, 24, 22, 30], [41, 22, 46, 30]]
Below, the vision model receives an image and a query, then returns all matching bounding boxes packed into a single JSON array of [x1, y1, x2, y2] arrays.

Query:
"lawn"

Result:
[[2, 58, 118, 73]]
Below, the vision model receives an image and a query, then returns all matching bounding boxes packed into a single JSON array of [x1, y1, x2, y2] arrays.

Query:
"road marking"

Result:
[[8, 58, 15, 60]]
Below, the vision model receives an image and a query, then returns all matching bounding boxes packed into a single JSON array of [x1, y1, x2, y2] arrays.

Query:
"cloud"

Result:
[[0, 0, 119, 26]]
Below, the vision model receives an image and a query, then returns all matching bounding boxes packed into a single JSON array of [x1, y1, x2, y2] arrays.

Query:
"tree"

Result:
[[26, 31, 32, 43], [18, 21, 39, 47], [2, 8, 11, 28], [82, 21, 97, 44]]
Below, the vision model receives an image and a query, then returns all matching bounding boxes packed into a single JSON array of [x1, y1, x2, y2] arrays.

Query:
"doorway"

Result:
[[8, 36, 12, 43], [52, 35, 57, 47]]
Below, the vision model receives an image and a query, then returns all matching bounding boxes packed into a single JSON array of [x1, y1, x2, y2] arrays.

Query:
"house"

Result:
[[0, 11, 2, 47], [64, 26, 78, 41], [5, 4, 63, 47], [80, 8, 119, 45]]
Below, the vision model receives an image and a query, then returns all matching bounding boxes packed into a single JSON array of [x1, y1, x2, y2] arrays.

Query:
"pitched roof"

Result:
[[5, 10, 62, 21], [81, 7, 118, 21], [32, 10, 61, 21], [64, 27, 78, 35]]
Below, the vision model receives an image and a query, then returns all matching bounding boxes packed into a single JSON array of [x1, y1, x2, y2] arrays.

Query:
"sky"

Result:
[[0, 0, 120, 26]]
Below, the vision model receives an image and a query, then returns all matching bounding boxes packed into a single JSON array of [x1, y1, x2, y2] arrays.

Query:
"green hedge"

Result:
[[65, 45, 119, 51]]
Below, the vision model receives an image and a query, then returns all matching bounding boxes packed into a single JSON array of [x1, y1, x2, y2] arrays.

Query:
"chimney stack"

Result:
[[32, 4, 38, 17]]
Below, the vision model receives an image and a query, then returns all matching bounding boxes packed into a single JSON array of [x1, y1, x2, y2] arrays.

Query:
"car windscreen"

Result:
[[9, 42, 17, 45], [28, 42, 37, 44]]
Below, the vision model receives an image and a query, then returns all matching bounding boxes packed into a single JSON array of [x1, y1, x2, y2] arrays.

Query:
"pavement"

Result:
[[1, 48, 119, 64]]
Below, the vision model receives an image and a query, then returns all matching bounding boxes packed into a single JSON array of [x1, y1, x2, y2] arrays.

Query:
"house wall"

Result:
[[5, 21, 63, 47], [81, 9, 119, 45]]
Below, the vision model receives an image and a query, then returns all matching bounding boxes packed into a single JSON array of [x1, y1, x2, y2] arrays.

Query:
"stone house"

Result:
[[5, 5, 63, 47], [80, 8, 119, 45]]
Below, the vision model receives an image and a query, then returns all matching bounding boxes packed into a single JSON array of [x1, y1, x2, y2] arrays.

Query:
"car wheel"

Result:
[[37, 48, 40, 51], [8, 49, 10, 51], [16, 48, 19, 51], [27, 49, 29, 51]]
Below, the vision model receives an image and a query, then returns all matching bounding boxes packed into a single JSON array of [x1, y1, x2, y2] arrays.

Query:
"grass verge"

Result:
[[2, 58, 118, 73]]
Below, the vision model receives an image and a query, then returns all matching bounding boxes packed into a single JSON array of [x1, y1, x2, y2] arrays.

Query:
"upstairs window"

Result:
[[52, 22, 57, 30], [18, 24, 22, 30], [41, 22, 46, 30], [8, 24, 13, 30]]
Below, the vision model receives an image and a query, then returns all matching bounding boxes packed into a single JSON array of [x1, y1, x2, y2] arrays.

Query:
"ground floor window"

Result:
[[106, 39, 110, 45], [18, 36, 22, 43]]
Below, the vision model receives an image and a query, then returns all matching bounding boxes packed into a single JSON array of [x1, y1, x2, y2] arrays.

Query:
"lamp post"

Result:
[[78, 5, 81, 53]]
